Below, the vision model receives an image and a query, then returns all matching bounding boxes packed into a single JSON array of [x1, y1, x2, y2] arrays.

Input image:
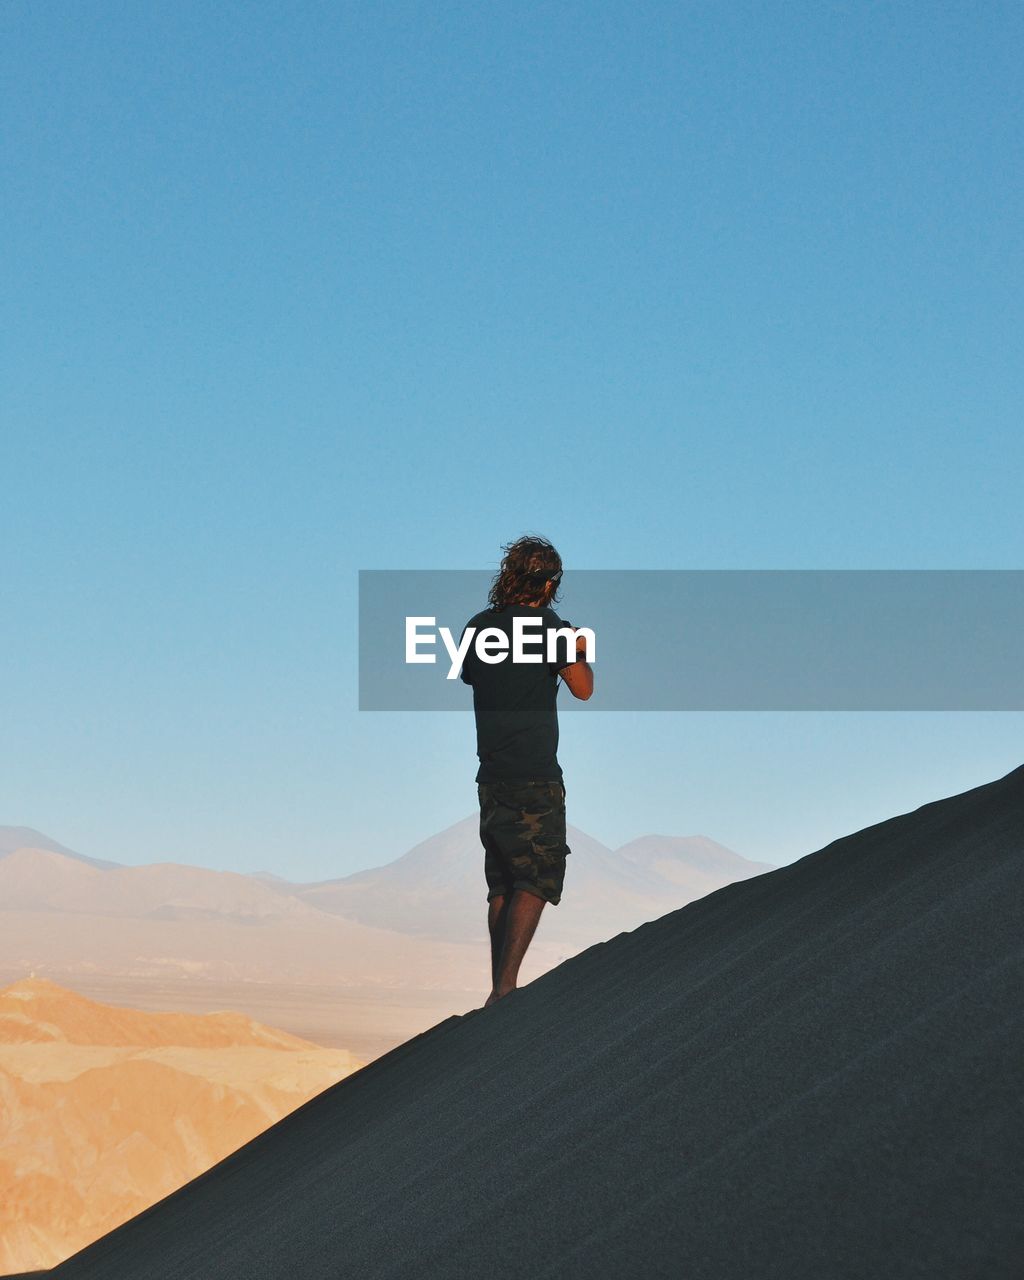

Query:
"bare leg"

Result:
[[487, 894, 510, 990], [486, 888, 546, 1005]]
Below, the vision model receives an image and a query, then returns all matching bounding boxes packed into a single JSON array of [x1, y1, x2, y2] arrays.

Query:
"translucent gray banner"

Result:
[[358, 570, 1023, 710]]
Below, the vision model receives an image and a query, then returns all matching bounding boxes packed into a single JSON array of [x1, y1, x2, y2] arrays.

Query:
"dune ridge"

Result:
[[40, 761, 1023, 1279]]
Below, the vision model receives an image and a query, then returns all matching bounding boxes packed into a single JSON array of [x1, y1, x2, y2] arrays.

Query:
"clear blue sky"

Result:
[[3, 1, 1021, 878]]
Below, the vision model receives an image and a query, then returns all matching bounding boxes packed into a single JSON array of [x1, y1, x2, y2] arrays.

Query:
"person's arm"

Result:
[[559, 627, 594, 700], [560, 658, 593, 700]]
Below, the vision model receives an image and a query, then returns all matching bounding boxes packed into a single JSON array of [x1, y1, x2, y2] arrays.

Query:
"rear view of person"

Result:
[[460, 536, 594, 1007]]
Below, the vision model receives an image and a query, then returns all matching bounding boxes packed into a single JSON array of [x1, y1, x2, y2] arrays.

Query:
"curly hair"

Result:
[[488, 535, 563, 610]]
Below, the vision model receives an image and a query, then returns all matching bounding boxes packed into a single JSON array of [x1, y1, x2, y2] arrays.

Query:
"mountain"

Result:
[[0, 978, 363, 1275], [0, 849, 485, 988], [287, 816, 772, 945], [45, 762, 1024, 1280], [615, 832, 770, 887], [0, 826, 119, 870], [0, 848, 325, 922], [0, 821, 770, 990]]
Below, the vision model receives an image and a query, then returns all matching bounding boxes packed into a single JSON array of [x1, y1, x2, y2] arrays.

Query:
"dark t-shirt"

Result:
[[460, 604, 580, 784]]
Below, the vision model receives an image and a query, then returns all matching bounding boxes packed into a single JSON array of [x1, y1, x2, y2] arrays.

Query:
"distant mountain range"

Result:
[[0, 819, 772, 964], [0, 825, 120, 869], [0, 819, 773, 1060]]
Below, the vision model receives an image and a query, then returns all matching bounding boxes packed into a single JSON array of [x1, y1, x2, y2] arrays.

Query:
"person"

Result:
[[460, 535, 593, 1007]]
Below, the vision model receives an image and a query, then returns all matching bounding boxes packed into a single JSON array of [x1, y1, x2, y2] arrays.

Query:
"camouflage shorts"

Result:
[[478, 779, 570, 906]]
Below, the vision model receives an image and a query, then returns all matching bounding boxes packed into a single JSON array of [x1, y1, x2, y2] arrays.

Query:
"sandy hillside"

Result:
[[0, 976, 364, 1275], [46, 761, 1024, 1280]]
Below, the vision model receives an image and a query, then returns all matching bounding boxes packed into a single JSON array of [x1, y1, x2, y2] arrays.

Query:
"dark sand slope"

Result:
[[52, 765, 1023, 1280]]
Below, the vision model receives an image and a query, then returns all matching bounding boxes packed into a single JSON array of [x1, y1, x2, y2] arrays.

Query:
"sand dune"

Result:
[[0, 979, 363, 1275], [41, 761, 1023, 1280]]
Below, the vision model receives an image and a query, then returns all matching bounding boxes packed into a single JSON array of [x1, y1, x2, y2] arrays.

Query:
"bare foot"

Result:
[[485, 987, 516, 1006]]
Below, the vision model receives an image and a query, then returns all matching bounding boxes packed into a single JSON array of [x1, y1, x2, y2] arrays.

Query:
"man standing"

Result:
[[460, 536, 593, 1007]]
